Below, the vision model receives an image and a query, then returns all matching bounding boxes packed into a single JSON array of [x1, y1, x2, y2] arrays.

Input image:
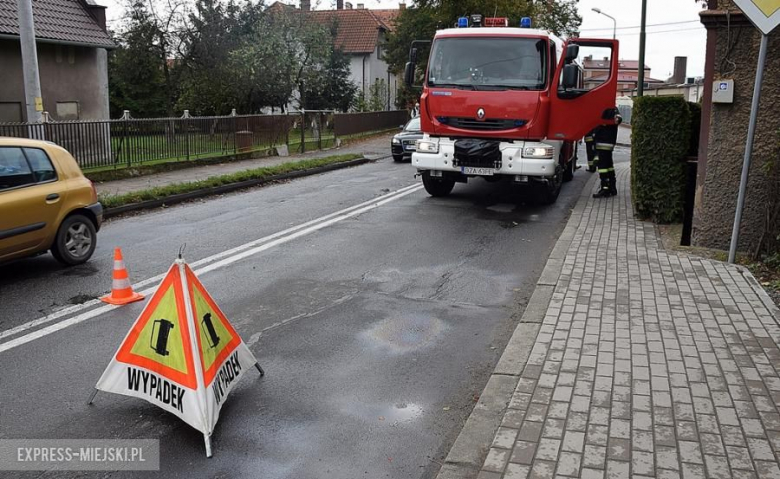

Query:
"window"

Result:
[[56, 102, 79, 121], [0, 102, 23, 122], [427, 37, 547, 91], [24, 148, 57, 183], [0, 148, 35, 190]]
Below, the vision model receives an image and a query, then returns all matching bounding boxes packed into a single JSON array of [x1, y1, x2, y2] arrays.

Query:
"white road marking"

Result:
[[0, 183, 423, 354]]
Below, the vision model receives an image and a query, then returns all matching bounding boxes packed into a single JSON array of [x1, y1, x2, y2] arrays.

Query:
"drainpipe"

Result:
[[362, 55, 367, 105]]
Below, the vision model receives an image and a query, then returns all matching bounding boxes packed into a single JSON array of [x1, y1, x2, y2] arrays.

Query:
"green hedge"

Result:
[[631, 96, 694, 223]]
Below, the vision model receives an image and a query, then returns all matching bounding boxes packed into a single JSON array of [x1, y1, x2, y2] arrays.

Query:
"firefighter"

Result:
[[592, 110, 621, 198], [584, 128, 597, 172]]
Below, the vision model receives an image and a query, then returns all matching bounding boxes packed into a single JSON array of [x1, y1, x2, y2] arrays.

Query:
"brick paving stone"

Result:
[[477, 164, 780, 478]]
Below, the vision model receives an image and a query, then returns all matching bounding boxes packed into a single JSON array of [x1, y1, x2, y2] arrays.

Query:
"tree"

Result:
[[533, 0, 582, 38], [302, 47, 358, 112], [108, 0, 188, 117], [176, 0, 265, 115], [108, 2, 169, 117]]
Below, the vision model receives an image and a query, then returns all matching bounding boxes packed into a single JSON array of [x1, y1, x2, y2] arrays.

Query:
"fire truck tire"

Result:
[[422, 173, 455, 197], [537, 167, 562, 205], [562, 158, 575, 182]]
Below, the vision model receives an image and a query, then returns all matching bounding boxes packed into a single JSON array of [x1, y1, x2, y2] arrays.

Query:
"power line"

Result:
[[615, 27, 704, 36], [580, 20, 700, 31]]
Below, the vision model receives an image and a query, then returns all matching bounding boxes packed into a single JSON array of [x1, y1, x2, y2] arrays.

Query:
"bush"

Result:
[[631, 96, 692, 224]]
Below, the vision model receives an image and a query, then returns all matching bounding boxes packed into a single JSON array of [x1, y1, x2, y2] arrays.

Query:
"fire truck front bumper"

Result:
[[411, 138, 558, 179]]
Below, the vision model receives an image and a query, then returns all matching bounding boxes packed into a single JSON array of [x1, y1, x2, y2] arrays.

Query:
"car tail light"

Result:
[[89, 180, 98, 202]]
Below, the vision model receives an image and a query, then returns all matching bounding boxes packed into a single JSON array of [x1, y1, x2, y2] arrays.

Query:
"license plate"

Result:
[[462, 167, 494, 176], [404, 145, 416, 151]]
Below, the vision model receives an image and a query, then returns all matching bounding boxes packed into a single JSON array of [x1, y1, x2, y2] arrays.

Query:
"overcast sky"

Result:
[[102, 0, 708, 78]]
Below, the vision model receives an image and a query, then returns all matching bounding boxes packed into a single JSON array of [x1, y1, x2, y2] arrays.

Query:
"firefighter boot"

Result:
[[593, 177, 612, 198], [608, 171, 617, 196]]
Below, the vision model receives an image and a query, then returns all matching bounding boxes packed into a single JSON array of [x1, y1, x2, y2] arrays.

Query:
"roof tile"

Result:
[[0, 0, 114, 48]]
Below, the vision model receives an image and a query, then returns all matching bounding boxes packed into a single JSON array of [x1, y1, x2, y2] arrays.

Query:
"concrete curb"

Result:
[[435, 173, 598, 479], [103, 158, 372, 219], [737, 266, 780, 324]]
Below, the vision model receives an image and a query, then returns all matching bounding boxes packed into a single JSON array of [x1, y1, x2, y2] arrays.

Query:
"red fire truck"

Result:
[[404, 15, 619, 203]]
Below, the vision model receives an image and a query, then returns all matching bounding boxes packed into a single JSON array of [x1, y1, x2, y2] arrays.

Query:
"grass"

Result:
[[98, 153, 362, 209], [84, 128, 394, 182]]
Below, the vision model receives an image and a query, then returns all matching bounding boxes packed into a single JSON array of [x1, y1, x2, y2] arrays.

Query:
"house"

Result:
[[269, 1, 401, 110], [693, 0, 780, 254], [620, 56, 705, 101], [583, 56, 664, 93], [0, 0, 114, 122]]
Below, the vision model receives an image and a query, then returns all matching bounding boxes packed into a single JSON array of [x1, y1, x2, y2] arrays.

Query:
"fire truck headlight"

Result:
[[523, 146, 554, 159], [417, 140, 439, 154]]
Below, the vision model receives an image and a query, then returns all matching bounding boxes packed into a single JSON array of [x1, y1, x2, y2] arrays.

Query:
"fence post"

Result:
[[183, 110, 191, 161], [122, 110, 131, 169], [231, 108, 237, 157], [317, 112, 322, 150], [300, 110, 306, 153]]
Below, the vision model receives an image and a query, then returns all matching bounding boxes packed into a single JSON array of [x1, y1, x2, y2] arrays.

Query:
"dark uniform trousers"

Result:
[[584, 129, 597, 171], [594, 124, 618, 196]]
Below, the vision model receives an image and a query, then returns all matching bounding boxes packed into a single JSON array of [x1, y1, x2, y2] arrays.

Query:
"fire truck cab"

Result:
[[405, 15, 619, 203]]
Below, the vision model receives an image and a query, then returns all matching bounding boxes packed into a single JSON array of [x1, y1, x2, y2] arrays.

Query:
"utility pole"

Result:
[[637, 0, 648, 96], [17, 0, 44, 127]]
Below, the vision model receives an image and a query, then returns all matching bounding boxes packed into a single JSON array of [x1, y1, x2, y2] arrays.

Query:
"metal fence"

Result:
[[617, 104, 633, 125], [0, 109, 407, 170]]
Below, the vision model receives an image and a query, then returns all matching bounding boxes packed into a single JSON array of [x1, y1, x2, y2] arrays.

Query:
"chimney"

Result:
[[337, 0, 343, 8], [672, 56, 687, 85], [301, 0, 310, 11], [399, 2, 406, 9], [356, 3, 364, 8], [85, 3, 108, 32]]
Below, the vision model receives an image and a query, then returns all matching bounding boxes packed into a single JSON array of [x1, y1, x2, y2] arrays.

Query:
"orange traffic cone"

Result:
[[101, 248, 145, 305]]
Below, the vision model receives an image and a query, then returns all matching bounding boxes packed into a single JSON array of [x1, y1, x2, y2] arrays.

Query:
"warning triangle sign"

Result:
[[114, 267, 197, 389], [93, 259, 262, 457], [186, 266, 241, 386]]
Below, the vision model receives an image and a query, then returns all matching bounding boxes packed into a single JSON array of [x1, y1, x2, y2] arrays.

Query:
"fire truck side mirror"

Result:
[[562, 64, 579, 89], [404, 62, 415, 87], [565, 44, 580, 64]]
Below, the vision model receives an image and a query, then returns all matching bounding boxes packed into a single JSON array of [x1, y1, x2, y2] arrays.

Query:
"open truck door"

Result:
[[547, 39, 619, 142]]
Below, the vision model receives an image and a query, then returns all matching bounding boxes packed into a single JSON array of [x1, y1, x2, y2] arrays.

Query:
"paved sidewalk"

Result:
[[617, 125, 631, 147], [96, 133, 393, 197], [477, 163, 780, 478]]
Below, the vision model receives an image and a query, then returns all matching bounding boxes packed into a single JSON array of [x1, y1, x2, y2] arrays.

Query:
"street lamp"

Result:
[[591, 8, 616, 39]]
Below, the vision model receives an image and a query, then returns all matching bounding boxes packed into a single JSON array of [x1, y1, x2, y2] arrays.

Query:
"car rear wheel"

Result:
[[51, 214, 97, 265], [422, 172, 455, 197]]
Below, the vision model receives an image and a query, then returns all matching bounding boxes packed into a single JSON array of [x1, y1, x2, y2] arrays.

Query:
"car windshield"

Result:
[[427, 37, 547, 90], [405, 118, 421, 131]]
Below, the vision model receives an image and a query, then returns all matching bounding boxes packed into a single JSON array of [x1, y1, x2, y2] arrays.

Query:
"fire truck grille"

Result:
[[440, 117, 525, 131], [453, 156, 503, 169]]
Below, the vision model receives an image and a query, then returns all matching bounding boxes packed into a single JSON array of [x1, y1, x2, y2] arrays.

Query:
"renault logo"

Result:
[[477, 108, 485, 120]]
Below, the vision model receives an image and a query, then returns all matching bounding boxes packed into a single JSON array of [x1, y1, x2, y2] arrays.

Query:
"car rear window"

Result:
[[0, 147, 35, 190], [24, 148, 57, 183]]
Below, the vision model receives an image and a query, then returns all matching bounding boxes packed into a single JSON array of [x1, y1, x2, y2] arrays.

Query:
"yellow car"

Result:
[[0, 137, 103, 265]]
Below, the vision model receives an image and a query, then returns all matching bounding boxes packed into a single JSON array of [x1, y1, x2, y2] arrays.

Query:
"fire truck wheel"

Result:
[[422, 173, 455, 197], [562, 158, 575, 182], [537, 166, 562, 205]]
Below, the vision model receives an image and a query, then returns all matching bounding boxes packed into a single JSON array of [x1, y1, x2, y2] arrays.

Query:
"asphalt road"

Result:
[[0, 145, 628, 478]]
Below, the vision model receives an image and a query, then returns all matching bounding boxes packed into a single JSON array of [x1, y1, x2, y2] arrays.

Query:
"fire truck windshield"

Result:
[[427, 37, 547, 91]]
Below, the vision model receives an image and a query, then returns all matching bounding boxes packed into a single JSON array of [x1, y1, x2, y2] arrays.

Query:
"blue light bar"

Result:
[[458, 17, 469, 28], [520, 17, 532, 28]]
